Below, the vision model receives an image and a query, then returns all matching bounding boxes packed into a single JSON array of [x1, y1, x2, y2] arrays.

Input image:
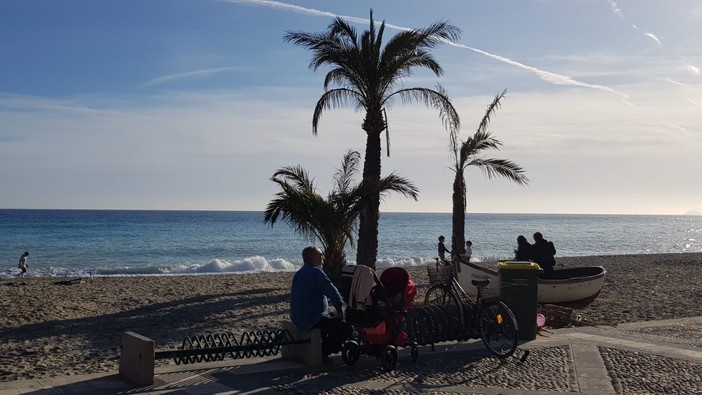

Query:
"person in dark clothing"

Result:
[[514, 235, 533, 261], [290, 246, 353, 363], [532, 232, 556, 276], [17, 251, 29, 277], [437, 235, 451, 262]]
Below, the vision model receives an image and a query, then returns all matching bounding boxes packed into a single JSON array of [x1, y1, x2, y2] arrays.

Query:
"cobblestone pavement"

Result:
[[1, 316, 700, 395]]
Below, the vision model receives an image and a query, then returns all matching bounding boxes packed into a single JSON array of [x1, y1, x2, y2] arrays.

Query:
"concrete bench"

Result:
[[281, 321, 323, 367], [119, 331, 155, 386]]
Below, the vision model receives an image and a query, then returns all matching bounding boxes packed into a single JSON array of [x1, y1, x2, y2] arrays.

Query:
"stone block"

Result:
[[281, 321, 322, 367], [119, 331, 155, 386]]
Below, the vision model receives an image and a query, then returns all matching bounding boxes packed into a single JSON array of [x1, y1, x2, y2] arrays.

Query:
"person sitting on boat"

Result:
[[532, 232, 557, 277], [437, 235, 451, 262], [514, 235, 533, 261]]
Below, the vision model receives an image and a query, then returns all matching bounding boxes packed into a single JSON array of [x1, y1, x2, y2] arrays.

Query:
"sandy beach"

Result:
[[1, 252, 700, 382]]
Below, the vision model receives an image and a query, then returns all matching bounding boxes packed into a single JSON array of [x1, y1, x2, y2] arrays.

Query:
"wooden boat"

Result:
[[455, 260, 606, 304]]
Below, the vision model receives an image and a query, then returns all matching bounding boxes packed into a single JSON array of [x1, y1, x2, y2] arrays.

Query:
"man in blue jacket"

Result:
[[290, 246, 353, 363]]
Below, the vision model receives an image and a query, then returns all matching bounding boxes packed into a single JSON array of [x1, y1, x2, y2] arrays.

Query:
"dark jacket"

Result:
[[533, 239, 556, 272], [515, 242, 533, 261]]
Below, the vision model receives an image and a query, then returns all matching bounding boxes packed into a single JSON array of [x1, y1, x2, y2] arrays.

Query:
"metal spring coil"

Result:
[[173, 329, 292, 365], [408, 303, 479, 345]]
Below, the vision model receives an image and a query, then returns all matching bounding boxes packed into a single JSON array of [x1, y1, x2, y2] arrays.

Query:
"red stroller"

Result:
[[340, 265, 418, 371]]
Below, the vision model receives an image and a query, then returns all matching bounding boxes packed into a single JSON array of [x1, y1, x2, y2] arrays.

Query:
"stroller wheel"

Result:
[[411, 346, 419, 363], [380, 345, 398, 372], [341, 340, 360, 365]]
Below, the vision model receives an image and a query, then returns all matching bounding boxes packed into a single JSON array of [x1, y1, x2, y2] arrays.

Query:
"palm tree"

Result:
[[284, 11, 460, 269], [449, 90, 529, 256], [264, 150, 419, 282]]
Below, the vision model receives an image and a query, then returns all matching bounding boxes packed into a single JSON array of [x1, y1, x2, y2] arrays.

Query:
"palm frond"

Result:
[[389, 86, 460, 131], [332, 150, 361, 194], [417, 20, 462, 47], [312, 88, 364, 135], [467, 158, 529, 185], [476, 89, 507, 134], [328, 17, 358, 46], [271, 165, 316, 191], [377, 173, 420, 201]]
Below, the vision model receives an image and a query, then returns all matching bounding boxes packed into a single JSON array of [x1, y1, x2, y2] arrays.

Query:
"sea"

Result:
[[1, 209, 700, 278]]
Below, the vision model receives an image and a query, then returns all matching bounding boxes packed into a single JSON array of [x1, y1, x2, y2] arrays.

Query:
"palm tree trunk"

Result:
[[451, 170, 466, 256], [356, 110, 384, 270], [324, 248, 346, 287]]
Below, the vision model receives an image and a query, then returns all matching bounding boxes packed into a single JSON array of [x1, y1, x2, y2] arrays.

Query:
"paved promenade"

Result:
[[1, 316, 700, 394]]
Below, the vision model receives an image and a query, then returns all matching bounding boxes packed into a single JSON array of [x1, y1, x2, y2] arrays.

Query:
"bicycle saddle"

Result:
[[471, 279, 491, 288]]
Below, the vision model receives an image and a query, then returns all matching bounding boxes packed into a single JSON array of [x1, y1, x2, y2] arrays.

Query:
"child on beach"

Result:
[[437, 236, 451, 262], [463, 241, 473, 262], [17, 251, 29, 277]]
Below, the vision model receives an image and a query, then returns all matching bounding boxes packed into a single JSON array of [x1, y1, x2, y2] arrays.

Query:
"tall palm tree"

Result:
[[284, 11, 460, 269], [449, 91, 529, 256], [264, 150, 419, 282]]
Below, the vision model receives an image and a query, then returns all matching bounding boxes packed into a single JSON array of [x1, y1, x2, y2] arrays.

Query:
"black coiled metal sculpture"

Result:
[[155, 329, 307, 365], [407, 302, 478, 345]]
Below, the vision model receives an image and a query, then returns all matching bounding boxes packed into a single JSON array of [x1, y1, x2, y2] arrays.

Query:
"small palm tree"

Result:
[[449, 91, 529, 255], [284, 11, 460, 269], [264, 150, 419, 282]]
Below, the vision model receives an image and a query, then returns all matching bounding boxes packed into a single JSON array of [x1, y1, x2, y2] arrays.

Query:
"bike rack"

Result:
[[154, 329, 310, 365]]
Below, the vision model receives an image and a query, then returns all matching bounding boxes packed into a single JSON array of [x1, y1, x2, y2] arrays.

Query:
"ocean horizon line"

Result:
[[0, 208, 698, 217]]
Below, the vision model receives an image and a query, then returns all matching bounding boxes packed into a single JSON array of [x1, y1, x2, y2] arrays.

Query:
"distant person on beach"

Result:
[[461, 240, 473, 262], [290, 246, 353, 363], [437, 236, 451, 262], [532, 232, 556, 276], [514, 235, 533, 261], [17, 251, 29, 277]]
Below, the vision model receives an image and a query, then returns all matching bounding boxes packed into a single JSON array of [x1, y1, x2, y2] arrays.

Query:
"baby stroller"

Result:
[[340, 265, 418, 371]]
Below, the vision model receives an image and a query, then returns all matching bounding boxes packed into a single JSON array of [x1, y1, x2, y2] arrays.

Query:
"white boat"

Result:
[[455, 260, 606, 304]]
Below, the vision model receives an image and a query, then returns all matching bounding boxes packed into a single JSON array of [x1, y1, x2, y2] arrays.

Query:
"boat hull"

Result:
[[456, 261, 606, 304]]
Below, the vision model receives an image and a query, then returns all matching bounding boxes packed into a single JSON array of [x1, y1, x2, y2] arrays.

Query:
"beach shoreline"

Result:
[[1, 252, 700, 382]]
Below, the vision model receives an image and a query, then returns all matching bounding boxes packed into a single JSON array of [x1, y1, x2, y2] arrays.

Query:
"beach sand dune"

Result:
[[1, 253, 700, 382]]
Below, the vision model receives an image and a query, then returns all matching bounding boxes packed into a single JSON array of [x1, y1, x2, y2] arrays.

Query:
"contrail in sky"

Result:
[[607, 1, 700, 109], [606, 0, 663, 47], [221, 0, 628, 100], [143, 67, 241, 86]]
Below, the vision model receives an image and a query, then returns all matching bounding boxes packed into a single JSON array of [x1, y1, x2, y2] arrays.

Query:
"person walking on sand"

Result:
[[532, 232, 556, 276], [290, 246, 353, 364], [17, 251, 29, 277], [437, 236, 451, 262]]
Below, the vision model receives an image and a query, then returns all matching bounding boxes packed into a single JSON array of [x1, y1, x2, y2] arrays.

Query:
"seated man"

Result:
[[290, 246, 353, 363], [532, 232, 556, 277]]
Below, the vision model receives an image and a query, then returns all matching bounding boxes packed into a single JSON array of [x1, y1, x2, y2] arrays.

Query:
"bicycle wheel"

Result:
[[424, 284, 463, 340], [478, 300, 518, 358]]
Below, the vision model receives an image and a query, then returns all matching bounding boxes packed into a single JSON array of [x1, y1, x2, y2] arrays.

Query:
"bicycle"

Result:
[[423, 258, 520, 359]]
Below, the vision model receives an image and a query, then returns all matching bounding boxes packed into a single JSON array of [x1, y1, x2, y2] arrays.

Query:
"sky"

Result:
[[1, 0, 701, 215]]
